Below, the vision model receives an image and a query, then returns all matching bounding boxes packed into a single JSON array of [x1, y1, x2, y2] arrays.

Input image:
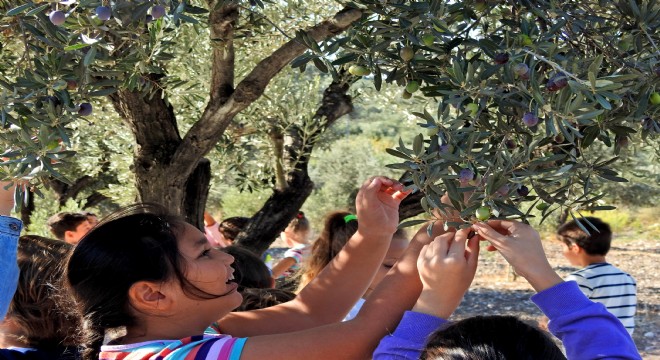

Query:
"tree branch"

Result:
[[171, 7, 363, 175], [208, 4, 238, 106]]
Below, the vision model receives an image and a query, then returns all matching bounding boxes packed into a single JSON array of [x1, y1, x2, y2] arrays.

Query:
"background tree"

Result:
[[313, 0, 659, 230], [0, 1, 363, 235], [2, 0, 659, 252]]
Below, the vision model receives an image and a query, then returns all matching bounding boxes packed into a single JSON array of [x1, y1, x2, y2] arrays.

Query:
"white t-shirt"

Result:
[[565, 262, 637, 334]]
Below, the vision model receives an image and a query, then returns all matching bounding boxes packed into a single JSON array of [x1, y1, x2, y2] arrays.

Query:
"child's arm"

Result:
[[373, 228, 480, 359], [218, 176, 409, 336], [0, 181, 23, 318], [269, 257, 296, 279], [474, 220, 641, 360], [234, 214, 435, 360]]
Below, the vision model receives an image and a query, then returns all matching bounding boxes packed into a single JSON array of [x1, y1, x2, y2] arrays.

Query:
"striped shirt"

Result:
[[565, 262, 637, 334], [99, 325, 246, 360]]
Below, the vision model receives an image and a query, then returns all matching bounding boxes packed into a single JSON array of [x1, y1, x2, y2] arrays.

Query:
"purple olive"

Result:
[[96, 6, 111, 21], [78, 103, 93, 116], [522, 112, 539, 127], [517, 185, 530, 196], [49, 11, 66, 26], [494, 53, 509, 65], [150, 5, 166, 19], [459, 168, 474, 183]]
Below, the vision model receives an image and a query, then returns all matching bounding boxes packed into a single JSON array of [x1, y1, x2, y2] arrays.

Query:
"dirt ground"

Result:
[[453, 235, 659, 359]]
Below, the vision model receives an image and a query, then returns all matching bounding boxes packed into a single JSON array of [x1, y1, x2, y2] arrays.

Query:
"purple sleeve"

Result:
[[373, 311, 447, 359], [531, 281, 641, 360]]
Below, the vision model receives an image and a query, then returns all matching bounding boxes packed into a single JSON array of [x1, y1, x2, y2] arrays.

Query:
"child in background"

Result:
[[296, 210, 359, 291], [222, 245, 274, 290], [65, 176, 440, 360], [557, 217, 637, 334], [344, 228, 409, 321], [373, 220, 640, 360], [270, 212, 311, 285], [46, 212, 92, 245], [0, 235, 80, 360]]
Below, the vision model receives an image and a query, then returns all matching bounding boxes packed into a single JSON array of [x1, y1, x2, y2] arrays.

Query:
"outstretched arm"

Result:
[[219, 176, 409, 336], [373, 228, 480, 359], [0, 181, 23, 318], [474, 220, 640, 360], [237, 215, 433, 360]]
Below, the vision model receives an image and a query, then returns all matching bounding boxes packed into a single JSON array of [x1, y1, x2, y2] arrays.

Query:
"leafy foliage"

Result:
[[290, 0, 660, 224]]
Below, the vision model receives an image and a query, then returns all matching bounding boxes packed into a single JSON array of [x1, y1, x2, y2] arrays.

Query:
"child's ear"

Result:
[[570, 244, 582, 254], [128, 281, 173, 313]]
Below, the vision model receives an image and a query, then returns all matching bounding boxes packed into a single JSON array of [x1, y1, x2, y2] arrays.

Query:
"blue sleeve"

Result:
[[0, 215, 22, 319], [373, 311, 447, 359], [531, 281, 641, 360]]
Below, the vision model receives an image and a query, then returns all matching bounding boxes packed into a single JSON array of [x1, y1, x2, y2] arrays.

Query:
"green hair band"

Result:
[[344, 214, 357, 223]]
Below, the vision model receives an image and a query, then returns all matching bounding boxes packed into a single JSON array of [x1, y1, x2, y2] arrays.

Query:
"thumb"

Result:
[[472, 222, 507, 246], [466, 234, 480, 267]]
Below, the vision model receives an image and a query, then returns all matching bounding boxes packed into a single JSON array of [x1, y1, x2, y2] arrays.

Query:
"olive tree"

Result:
[[0, 0, 362, 235], [316, 0, 659, 230]]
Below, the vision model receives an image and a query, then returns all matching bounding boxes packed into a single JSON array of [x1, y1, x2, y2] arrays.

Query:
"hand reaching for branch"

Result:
[[412, 228, 480, 319], [0, 181, 16, 216], [355, 176, 409, 239], [472, 220, 562, 292]]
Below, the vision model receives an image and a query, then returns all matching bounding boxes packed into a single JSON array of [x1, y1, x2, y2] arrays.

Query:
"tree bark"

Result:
[[103, 6, 362, 227], [236, 72, 354, 255]]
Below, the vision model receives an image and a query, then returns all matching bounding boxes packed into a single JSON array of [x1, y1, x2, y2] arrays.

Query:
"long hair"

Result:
[[296, 210, 358, 291], [65, 204, 229, 360], [8, 235, 79, 349]]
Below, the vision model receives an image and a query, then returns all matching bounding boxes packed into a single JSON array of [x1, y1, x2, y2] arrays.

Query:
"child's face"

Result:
[[366, 236, 408, 296], [170, 223, 243, 326]]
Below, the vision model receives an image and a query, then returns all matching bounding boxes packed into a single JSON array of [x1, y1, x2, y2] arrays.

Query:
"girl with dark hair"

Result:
[[296, 210, 358, 291], [65, 176, 441, 360]]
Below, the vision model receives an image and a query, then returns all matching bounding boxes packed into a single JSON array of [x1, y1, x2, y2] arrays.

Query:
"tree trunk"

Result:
[[236, 171, 314, 256], [235, 73, 354, 255]]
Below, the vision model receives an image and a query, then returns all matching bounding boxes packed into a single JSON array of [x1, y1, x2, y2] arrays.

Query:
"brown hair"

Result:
[[556, 217, 612, 256], [218, 216, 250, 242], [296, 210, 358, 291], [47, 212, 89, 240], [8, 235, 79, 349]]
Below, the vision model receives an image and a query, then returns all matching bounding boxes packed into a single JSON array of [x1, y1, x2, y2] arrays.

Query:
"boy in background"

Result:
[[557, 217, 637, 334], [46, 212, 91, 245]]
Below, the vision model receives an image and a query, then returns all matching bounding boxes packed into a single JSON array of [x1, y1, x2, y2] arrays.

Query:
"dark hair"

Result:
[[234, 287, 296, 312], [218, 216, 250, 242], [47, 212, 89, 240], [421, 315, 566, 360], [8, 235, 79, 350], [556, 217, 612, 256], [288, 211, 310, 234], [222, 245, 273, 291], [65, 204, 229, 360], [297, 210, 358, 291]]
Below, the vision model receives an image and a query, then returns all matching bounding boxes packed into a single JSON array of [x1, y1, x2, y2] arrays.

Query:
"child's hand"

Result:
[[354, 176, 409, 239], [472, 220, 562, 292], [0, 181, 17, 216], [412, 228, 480, 319]]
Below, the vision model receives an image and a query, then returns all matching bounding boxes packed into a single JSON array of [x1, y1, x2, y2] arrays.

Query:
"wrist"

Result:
[[412, 289, 457, 319], [521, 266, 563, 293]]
